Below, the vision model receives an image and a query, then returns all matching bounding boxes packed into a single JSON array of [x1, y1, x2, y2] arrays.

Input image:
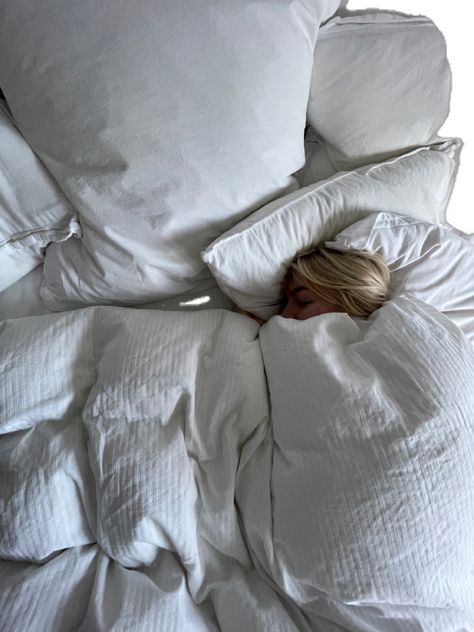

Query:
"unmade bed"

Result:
[[1, 1, 473, 631]]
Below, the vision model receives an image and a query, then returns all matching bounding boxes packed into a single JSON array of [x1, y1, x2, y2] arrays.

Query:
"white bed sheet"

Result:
[[0, 265, 235, 321]]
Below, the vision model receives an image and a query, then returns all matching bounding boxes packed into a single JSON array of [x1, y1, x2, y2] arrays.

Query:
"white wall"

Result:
[[347, 0, 474, 234]]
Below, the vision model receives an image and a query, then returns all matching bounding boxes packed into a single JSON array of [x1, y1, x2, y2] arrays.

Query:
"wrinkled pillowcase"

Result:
[[326, 211, 474, 341], [305, 12, 450, 179], [0, 104, 80, 292], [202, 139, 462, 319], [0, 0, 341, 309]]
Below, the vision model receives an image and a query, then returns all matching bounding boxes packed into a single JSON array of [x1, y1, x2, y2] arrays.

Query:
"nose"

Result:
[[280, 303, 297, 319]]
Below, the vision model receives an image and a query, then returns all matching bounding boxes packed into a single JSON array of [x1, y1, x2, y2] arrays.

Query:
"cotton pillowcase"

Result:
[[0, 0, 341, 310], [326, 212, 474, 341], [0, 103, 80, 292], [305, 12, 451, 176], [202, 139, 462, 319]]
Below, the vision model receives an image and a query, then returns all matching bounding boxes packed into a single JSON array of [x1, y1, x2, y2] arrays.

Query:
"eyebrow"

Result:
[[294, 286, 309, 293]]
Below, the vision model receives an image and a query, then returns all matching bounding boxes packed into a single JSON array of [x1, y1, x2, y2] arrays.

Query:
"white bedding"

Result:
[[0, 267, 50, 320], [238, 295, 474, 630], [0, 266, 235, 321], [1, 297, 473, 630], [0, 307, 304, 630], [0, 0, 340, 309], [1, 1, 473, 629]]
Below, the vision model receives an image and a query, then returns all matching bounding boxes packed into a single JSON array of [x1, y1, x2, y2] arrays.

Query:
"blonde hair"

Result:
[[284, 245, 391, 318]]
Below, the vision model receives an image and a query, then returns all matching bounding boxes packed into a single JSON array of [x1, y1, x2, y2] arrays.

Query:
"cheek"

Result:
[[300, 301, 342, 319]]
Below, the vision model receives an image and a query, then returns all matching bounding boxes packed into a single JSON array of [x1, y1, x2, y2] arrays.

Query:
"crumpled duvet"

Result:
[[0, 307, 302, 631], [1, 297, 473, 631], [238, 294, 474, 631]]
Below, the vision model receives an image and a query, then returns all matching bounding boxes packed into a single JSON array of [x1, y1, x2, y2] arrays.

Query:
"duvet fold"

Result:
[[1, 296, 473, 631], [0, 307, 300, 630], [238, 294, 474, 630]]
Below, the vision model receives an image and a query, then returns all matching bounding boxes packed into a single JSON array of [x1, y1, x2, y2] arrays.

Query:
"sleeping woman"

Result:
[[239, 245, 391, 323], [280, 245, 391, 320]]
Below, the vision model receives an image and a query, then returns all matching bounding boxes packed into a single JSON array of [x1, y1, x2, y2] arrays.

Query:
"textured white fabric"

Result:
[[326, 212, 474, 341], [306, 13, 451, 175], [237, 295, 474, 630], [202, 139, 461, 318], [1, 296, 473, 629], [0, 307, 305, 630], [0, 546, 99, 631], [0, 266, 234, 321], [0, 0, 340, 309], [0, 267, 50, 320], [0, 545, 306, 632], [0, 103, 80, 292]]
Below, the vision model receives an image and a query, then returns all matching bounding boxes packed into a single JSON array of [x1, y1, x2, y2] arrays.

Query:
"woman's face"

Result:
[[280, 274, 345, 320]]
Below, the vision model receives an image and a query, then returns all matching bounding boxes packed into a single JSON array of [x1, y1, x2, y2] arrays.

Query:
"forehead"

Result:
[[284, 272, 306, 293]]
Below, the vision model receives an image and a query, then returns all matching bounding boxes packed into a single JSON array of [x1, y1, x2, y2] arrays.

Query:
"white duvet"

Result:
[[0, 308, 300, 631], [238, 295, 474, 630], [1, 297, 473, 631]]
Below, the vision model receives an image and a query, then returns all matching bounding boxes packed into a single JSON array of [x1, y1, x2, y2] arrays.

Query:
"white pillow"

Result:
[[0, 0, 341, 309], [306, 13, 451, 174], [326, 212, 474, 341], [0, 105, 80, 292], [202, 139, 462, 319], [237, 294, 474, 629]]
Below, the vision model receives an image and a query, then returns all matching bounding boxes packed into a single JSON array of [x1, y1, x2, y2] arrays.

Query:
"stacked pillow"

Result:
[[0, 4, 458, 312], [202, 139, 463, 319], [302, 12, 451, 184], [0, 0, 341, 309], [0, 104, 79, 292]]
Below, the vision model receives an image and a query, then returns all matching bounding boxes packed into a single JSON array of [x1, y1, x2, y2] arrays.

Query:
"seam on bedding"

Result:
[[206, 141, 457, 260], [0, 219, 81, 250], [319, 15, 431, 34]]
